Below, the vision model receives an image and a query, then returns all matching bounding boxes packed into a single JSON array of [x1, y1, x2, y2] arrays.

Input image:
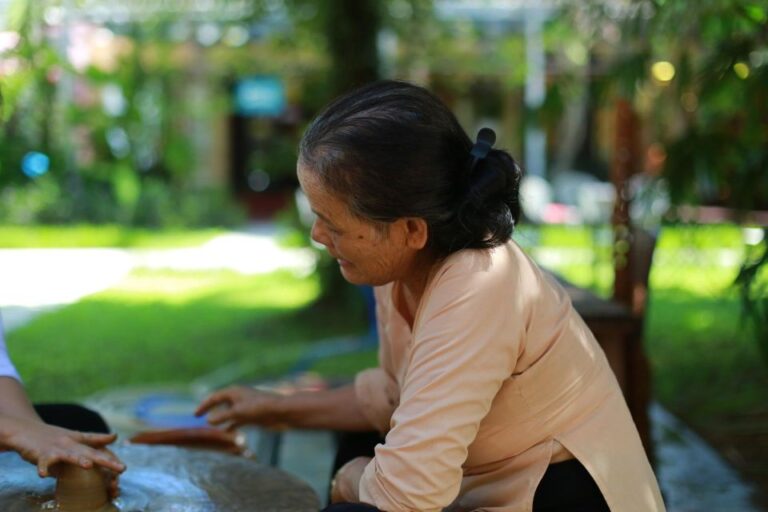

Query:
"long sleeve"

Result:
[[0, 315, 21, 381], [354, 368, 399, 435], [359, 254, 527, 511], [353, 285, 402, 435]]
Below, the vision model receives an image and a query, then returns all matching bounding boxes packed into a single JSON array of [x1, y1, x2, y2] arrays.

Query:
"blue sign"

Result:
[[234, 76, 286, 117]]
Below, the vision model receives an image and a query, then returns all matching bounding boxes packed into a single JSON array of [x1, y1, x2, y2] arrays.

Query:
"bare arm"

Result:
[[0, 376, 41, 422], [0, 377, 125, 479], [277, 384, 374, 431], [196, 383, 376, 432]]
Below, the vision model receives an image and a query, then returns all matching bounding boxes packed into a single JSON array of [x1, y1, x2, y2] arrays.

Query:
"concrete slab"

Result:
[[277, 430, 335, 506], [651, 403, 762, 511]]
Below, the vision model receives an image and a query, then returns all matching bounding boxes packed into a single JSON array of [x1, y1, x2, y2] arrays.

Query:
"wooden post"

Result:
[[610, 98, 639, 306], [609, 98, 655, 462]]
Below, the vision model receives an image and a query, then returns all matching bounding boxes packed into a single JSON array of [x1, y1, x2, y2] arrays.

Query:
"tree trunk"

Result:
[[324, 0, 381, 96]]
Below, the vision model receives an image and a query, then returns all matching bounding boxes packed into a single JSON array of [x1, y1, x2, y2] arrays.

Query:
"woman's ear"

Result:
[[404, 218, 429, 250]]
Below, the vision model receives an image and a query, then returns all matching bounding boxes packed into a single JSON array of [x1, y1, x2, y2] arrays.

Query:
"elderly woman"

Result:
[[196, 80, 665, 512]]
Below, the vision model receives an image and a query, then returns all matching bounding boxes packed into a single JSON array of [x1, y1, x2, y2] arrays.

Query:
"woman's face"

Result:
[[297, 163, 426, 286]]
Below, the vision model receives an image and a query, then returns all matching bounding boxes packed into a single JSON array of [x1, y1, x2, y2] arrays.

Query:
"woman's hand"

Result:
[[49, 446, 123, 500], [99, 447, 123, 500], [195, 386, 286, 429], [331, 456, 370, 503], [1, 415, 125, 480]]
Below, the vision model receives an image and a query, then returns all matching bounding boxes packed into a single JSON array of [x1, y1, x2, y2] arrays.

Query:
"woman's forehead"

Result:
[[298, 166, 347, 215]]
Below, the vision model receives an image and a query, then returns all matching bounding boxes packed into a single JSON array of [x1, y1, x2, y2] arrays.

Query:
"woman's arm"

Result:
[[0, 376, 41, 422], [0, 377, 125, 478], [196, 383, 376, 432], [280, 383, 375, 430], [0, 414, 125, 477]]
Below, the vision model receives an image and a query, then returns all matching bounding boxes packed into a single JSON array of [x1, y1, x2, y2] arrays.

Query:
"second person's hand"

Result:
[[194, 386, 287, 430], [1, 415, 126, 487]]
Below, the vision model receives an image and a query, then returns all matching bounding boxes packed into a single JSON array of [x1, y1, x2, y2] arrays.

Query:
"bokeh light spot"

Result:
[[733, 62, 750, 79], [651, 61, 676, 83], [21, 151, 50, 178]]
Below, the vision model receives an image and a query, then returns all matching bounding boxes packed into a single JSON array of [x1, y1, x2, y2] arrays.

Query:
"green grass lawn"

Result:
[[0, 224, 223, 248], [6, 269, 368, 402]]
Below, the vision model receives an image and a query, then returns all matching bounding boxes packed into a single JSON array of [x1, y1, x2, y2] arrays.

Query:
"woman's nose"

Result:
[[310, 220, 330, 247]]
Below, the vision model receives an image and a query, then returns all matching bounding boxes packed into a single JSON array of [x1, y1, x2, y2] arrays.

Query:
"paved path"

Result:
[[1, 224, 763, 510], [0, 223, 315, 330], [0, 248, 134, 330]]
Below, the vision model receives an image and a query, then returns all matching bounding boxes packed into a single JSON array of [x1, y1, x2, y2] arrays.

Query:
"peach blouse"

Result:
[[353, 240, 665, 511]]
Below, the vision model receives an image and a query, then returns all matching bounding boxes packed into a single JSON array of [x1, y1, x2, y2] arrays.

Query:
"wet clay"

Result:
[[53, 464, 116, 512], [129, 427, 248, 456]]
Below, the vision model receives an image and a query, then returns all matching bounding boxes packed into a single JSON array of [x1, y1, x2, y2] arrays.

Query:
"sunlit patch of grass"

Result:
[[0, 224, 222, 248]]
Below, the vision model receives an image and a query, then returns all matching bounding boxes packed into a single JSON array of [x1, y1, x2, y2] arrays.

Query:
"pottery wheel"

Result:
[[0, 444, 319, 512]]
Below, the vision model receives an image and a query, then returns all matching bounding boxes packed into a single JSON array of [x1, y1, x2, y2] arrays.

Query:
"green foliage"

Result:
[[0, 0, 329, 227], [131, 181, 247, 228], [0, 176, 245, 227], [558, 0, 768, 211], [734, 229, 768, 363], [0, 177, 71, 224]]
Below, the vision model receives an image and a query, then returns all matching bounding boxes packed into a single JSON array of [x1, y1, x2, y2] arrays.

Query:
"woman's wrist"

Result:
[[0, 415, 22, 449], [268, 393, 293, 426], [272, 391, 319, 428], [331, 456, 370, 503]]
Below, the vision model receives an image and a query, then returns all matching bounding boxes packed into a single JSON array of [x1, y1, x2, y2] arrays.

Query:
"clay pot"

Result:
[[53, 464, 114, 512]]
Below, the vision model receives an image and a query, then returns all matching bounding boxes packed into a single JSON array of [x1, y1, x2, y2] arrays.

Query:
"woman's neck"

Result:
[[396, 253, 440, 327]]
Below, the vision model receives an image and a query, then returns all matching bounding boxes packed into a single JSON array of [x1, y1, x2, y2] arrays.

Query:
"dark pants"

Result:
[[34, 403, 111, 434], [323, 432, 610, 512]]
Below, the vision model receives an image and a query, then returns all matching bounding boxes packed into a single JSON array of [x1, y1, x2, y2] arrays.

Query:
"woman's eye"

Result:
[[322, 220, 340, 235]]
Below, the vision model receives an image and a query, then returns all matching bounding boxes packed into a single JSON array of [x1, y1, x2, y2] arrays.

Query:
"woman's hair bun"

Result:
[[451, 148, 522, 253]]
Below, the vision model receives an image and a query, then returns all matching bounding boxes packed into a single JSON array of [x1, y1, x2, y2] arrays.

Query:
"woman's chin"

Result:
[[338, 264, 373, 286], [339, 265, 362, 284]]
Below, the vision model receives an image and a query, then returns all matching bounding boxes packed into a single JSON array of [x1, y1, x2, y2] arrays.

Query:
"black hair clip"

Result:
[[469, 128, 496, 172]]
